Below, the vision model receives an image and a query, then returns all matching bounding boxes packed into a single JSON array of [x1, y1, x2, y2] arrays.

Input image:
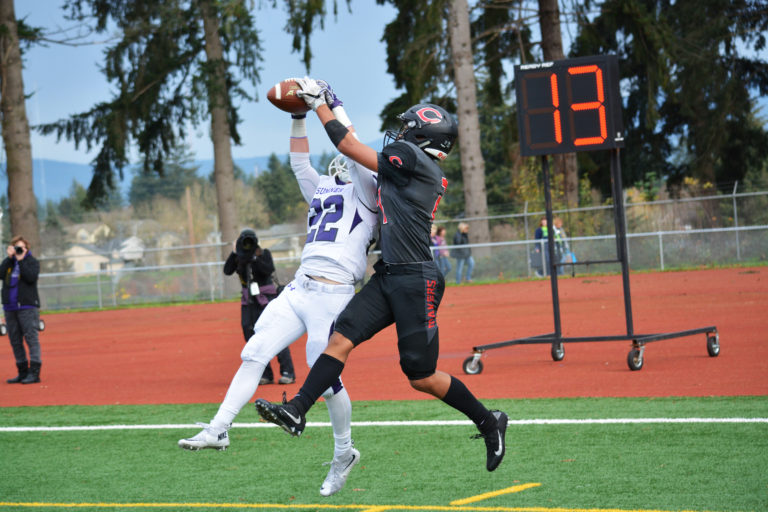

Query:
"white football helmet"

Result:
[[328, 153, 351, 183]]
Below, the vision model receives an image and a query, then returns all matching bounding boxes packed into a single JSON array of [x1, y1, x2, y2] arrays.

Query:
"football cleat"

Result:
[[178, 422, 229, 451], [320, 447, 360, 497], [254, 396, 306, 437], [472, 410, 508, 471]]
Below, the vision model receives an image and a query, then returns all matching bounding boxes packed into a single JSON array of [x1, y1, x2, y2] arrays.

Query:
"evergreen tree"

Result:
[[129, 145, 201, 208], [571, 0, 768, 194], [255, 154, 305, 225]]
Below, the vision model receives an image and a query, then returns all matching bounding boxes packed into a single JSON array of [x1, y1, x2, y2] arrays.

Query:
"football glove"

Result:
[[316, 80, 343, 109], [295, 76, 326, 111]]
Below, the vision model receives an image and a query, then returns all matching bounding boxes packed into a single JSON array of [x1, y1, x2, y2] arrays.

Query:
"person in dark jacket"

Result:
[[452, 222, 474, 284], [2, 235, 42, 384], [224, 229, 295, 385]]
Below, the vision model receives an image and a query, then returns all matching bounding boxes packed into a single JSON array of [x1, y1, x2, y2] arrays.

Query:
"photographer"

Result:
[[223, 229, 295, 385], [2, 236, 42, 384]]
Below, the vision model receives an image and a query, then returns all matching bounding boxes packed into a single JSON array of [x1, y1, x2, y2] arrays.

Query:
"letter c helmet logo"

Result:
[[415, 107, 443, 124], [389, 155, 403, 167]]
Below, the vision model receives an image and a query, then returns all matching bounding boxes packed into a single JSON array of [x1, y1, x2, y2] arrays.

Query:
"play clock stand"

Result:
[[462, 54, 719, 373]]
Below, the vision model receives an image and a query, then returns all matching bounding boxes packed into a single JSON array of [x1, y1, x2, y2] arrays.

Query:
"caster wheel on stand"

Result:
[[462, 355, 484, 375]]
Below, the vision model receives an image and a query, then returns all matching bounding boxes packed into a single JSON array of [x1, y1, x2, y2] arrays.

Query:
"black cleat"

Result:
[[254, 396, 306, 437], [473, 410, 508, 471]]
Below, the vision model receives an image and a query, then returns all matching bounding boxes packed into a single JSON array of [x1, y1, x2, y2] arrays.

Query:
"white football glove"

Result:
[[295, 76, 326, 111]]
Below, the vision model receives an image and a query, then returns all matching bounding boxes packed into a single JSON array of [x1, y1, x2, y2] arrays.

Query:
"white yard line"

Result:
[[1, 417, 767, 432]]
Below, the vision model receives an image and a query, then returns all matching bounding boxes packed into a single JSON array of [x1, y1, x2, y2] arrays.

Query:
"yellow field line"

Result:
[[450, 484, 542, 505], [0, 502, 708, 512]]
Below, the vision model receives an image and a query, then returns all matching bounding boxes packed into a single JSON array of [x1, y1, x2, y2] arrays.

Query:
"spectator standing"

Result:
[[533, 217, 549, 277], [434, 226, 451, 277], [452, 222, 474, 284], [224, 229, 295, 385], [2, 236, 42, 384], [553, 217, 574, 274]]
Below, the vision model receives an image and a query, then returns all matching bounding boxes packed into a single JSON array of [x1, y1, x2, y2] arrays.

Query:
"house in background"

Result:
[[68, 222, 113, 245], [258, 223, 303, 261], [64, 244, 124, 274], [118, 236, 144, 265]]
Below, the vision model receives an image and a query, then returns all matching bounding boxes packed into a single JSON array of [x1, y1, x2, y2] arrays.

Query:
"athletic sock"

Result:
[[291, 353, 345, 415], [440, 375, 495, 430], [324, 384, 353, 458]]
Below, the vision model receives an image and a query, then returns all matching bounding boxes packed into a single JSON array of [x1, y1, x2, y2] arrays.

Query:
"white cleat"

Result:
[[319, 447, 360, 497], [178, 422, 230, 451]]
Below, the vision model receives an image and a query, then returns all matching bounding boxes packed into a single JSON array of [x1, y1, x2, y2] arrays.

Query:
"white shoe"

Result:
[[319, 447, 360, 497], [178, 422, 230, 451]]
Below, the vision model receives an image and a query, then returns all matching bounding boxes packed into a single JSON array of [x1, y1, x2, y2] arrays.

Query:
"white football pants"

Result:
[[211, 272, 355, 456]]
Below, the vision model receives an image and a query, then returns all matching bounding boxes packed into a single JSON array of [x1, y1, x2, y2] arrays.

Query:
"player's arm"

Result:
[[316, 105, 379, 172], [324, 98, 378, 211], [289, 113, 321, 203]]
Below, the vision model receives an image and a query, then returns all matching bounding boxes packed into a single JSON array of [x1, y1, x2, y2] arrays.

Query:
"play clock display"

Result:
[[514, 54, 624, 156]]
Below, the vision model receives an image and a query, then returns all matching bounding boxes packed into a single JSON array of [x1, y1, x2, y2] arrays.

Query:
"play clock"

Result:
[[515, 54, 625, 156]]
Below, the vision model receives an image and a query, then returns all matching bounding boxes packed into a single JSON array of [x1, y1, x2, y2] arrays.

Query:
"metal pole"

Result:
[[524, 201, 531, 277], [733, 181, 741, 260], [110, 262, 117, 307], [610, 149, 634, 336], [541, 155, 562, 339], [96, 269, 103, 309], [658, 232, 665, 271]]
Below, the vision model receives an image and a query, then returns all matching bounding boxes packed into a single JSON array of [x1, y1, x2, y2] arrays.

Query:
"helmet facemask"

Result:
[[328, 153, 351, 183]]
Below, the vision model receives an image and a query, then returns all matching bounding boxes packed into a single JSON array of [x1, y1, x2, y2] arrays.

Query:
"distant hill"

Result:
[[0, 156, 275, 203], [1, 137, 384, 203]]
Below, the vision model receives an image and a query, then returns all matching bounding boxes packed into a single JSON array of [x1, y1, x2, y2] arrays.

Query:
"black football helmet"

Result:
[[383, 104, 458, 161]]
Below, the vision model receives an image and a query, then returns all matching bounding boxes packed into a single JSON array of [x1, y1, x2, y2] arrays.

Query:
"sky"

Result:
[[19, 1, 399, 166]]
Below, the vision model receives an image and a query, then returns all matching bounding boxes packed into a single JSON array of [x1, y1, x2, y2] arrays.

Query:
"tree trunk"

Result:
[[448, 0, 491, 254], [0, 0, 39, 250], [200, 0, 237, 261], [538, 0, 578, 207]]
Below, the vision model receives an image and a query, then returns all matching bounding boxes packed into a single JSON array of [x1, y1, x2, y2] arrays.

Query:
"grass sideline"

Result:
[[1, 397, 767, 512]]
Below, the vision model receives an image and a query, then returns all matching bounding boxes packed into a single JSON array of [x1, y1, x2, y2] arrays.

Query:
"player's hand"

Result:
[[316, 80, 343, 109], [295, 76, 326, 111]]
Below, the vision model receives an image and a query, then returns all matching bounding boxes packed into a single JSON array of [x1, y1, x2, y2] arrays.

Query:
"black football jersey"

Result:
[[376, 140, 447, 263]]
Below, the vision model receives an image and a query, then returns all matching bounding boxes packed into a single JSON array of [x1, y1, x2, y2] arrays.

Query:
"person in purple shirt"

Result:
[[2, 236, 42, 384]]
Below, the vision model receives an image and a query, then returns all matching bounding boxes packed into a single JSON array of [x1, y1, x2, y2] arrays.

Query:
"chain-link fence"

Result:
[[37, 192, 768, 311]]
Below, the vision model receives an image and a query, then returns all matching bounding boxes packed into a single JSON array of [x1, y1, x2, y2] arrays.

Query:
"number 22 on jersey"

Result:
[[306, 194, 344, 243]]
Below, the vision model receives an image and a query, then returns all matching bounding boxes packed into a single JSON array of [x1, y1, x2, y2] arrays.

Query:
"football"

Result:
[[266, 79, 310, 114]]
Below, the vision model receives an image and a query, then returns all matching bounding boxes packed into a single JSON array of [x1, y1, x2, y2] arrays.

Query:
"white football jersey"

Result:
[[298, 174, 377, 284]]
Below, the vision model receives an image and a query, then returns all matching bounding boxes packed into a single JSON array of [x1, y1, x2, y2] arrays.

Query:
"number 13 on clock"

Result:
[[514, 54, 625, 156]]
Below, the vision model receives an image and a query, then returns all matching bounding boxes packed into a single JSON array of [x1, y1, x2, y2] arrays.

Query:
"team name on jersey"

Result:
[[315, 185, 346, 194]]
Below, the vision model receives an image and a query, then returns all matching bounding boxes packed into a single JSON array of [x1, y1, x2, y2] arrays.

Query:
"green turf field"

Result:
[[1, 396, 766, 512]]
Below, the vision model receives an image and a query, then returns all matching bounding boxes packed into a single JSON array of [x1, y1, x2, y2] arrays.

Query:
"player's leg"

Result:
[[179, 290, 306, 450], [389, 262, 508, 472], [255, 273, 393, 436], [301, 286, 361, 495]]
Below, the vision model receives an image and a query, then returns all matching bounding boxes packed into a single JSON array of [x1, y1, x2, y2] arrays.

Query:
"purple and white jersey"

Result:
[[298, 174, 377, 284]]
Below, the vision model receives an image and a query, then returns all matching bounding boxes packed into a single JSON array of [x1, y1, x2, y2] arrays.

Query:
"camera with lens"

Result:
[[235, 228, 259, 261]]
